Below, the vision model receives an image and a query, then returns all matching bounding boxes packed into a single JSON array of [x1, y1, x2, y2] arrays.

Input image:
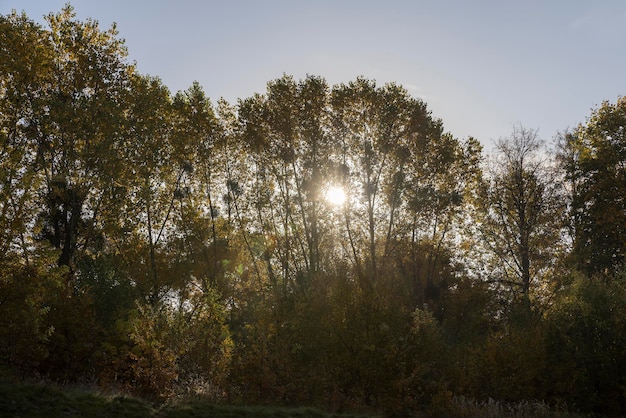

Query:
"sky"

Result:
[[3, 0, 626, 147]]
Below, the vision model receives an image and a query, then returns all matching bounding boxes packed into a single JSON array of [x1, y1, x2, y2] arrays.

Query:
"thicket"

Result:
[[1, 6, 625, 417]]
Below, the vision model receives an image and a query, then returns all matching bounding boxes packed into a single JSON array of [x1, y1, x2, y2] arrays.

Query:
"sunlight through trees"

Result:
[[1, 6, 625, 417]]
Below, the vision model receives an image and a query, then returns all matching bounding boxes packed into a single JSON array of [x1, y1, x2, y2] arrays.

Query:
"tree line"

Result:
[[1, 6, 625, 416]]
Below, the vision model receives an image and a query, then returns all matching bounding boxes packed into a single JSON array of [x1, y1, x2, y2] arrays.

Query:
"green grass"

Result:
[[158, 402, 368, 418], [0, 381, 592, 418], [0, 381, 153, 417], [0, 381, 373, 418]]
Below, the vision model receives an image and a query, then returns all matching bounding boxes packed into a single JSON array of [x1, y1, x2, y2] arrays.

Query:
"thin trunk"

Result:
[[204, 164, 220, 288], [254, 163, 276, 286], [291, 159, 315, 274], [146, 188, 159, 305], [517, 168, 531, 309], [344, 203, 362, 277], [231, 183, 263, 285]]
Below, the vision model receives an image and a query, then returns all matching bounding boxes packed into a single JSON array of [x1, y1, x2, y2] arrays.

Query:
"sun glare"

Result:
[[325, 185, 346, 206]]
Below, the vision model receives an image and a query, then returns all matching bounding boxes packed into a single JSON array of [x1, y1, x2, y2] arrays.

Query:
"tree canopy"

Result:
[[1, 6, 625, 417]]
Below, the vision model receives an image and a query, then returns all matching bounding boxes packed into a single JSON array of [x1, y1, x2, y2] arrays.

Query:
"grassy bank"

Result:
[[0, 381, 373, 418], [0, 381, 595, 417]]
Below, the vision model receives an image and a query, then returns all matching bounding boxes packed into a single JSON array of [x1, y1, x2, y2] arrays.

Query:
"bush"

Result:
[[544, 273, 626, 415]]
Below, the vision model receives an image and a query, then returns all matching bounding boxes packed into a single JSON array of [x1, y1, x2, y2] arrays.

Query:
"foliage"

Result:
[[0, 248, 63, 374], [543, 272, 626, 415], [562, 97, 626, 276]]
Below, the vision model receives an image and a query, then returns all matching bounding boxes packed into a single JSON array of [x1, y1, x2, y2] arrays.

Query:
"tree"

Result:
[[0, 11, 53, 267], [561, 97, 626, 276], [329, 79, 471, 286], [0, 6, 135, 380], [30, 6, 131, 278], [236, 75, 334, 293], [171, 82, 229, 293], [476, 126, 566, 312]]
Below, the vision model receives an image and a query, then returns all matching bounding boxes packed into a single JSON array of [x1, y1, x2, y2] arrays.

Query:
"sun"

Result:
[[325, 185, 346, 206]]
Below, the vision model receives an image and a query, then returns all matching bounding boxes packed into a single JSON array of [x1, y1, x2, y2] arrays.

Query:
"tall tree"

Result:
[[171, 82, 229, 293], [31, 5, 131, 279], [0, 6, 139, 379], [112, 73, 187, 305], [236, 75, 334, 292], [329, 78, 477, 304], [476, 126, 565, 311], [561, 97, 626, 276], [0, 11, 64, 368], [0, 11, 51, 266]]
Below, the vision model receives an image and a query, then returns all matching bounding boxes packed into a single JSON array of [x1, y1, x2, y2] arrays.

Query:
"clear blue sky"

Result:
[[3, 0, 626, 145]]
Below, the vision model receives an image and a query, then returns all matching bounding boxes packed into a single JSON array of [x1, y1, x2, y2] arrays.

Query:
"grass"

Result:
[[0, 380, 593, 418], [0, 380, 373, 418], [0, 381, 153, 417]]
